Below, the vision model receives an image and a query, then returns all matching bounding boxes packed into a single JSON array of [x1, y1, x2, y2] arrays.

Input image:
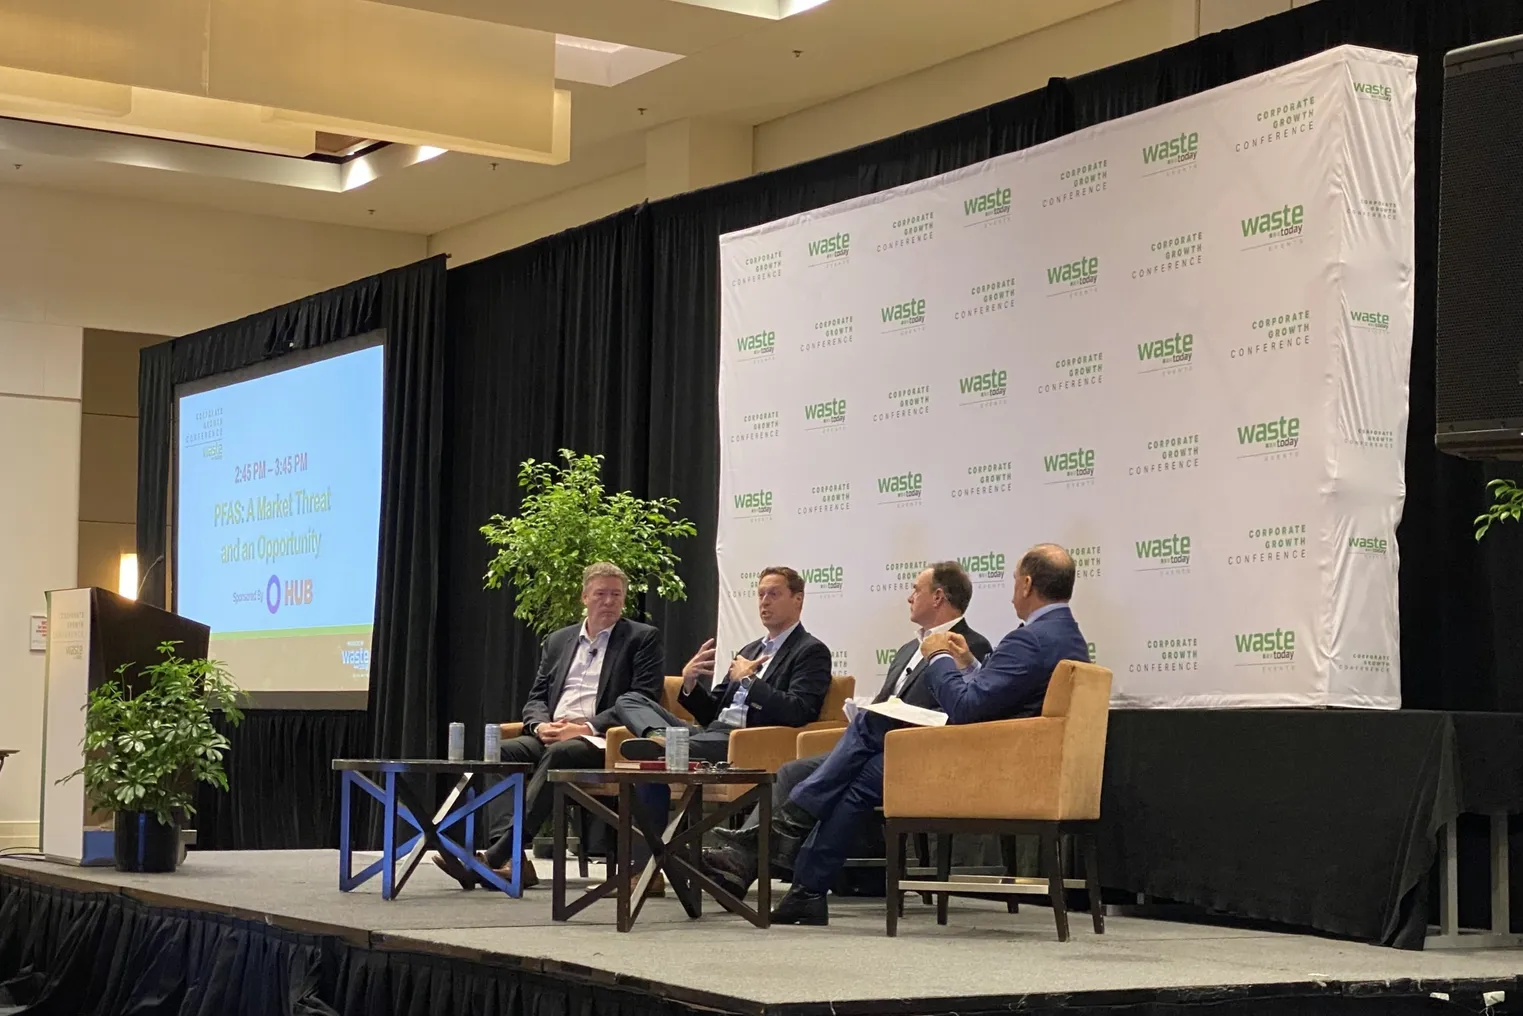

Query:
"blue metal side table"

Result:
[[331, 758, 535, 900]]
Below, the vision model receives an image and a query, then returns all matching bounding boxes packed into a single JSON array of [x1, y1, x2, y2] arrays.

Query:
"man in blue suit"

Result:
[[709, 543, 1090, 926]]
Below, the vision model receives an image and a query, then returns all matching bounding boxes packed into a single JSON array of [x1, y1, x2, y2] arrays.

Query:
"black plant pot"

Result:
[[113, 810, 179, 872]]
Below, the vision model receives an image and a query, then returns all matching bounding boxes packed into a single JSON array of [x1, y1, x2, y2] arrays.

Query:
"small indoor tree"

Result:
[[1475, 478, 1523, 540], [481, 449, 697, 635], [63, 642, 243, 871]]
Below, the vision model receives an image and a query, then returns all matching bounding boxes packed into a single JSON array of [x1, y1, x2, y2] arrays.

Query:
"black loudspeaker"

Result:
[[1436, 35, 1523, 459]]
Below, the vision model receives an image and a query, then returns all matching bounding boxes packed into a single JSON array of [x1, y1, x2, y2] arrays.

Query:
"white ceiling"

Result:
[[0, 0, 1126, 236]]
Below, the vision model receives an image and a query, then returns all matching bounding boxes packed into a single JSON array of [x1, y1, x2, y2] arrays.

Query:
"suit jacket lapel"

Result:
[[876, 640, 919, 702], [547, 626, 579, 712], [762, 626, 803, 685], [896, 618, 973, 702]]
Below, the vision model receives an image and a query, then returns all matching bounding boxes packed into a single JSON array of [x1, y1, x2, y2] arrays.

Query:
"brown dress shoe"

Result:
[[432, 850, 476, 890], [433, 850, 540, 890]]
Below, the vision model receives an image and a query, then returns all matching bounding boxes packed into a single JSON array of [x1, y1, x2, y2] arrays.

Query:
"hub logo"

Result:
[[877, 471, 923, 504], [963, 186, 1012, 224], [1137, 331, 1194, 369], [1141, 130, 1199, 169], [806, 231, 851, 266], [803, 398, 847, 429], [1043, 447, 1096, 483], [880, 297, 926, 332], [735, 330, 775, 357], [801, 565, 845, 593], [1237, 415, 1300, 456], [265, 574, 312, 613], [1046, 255, 1099, 292], [1353, 81, 1392, 102], [1135, 534, 1192, 570], [733, 489, 773, 519], [1350, 310, 1389, 331], [1235, 627, 1297, 665], [1348, 535, 1388, 555], [958, 552, 1006, 584], [1241, 203, 1305, 245]]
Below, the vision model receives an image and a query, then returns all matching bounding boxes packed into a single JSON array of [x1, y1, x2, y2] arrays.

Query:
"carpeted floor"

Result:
[[3, 850, 1519, 1005]]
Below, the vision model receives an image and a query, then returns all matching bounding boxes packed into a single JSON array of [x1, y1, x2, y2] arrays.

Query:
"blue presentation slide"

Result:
[[176, 345, 384, 657]]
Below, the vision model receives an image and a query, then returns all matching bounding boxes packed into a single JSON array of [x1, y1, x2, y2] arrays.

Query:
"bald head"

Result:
[[1011, 543, 1075, 619]]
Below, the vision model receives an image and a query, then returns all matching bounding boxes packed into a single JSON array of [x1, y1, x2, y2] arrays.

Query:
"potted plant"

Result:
[[62, 642, 243, 872], [481, 449, 697, 633]]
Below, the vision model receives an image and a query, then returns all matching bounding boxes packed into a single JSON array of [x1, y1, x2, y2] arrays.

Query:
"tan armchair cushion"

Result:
[[796, 725, 847, 758], [881, 661, 1112, 822]]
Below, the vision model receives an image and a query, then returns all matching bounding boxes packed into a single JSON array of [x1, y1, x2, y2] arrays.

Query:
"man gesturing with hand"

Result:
[[615, 566, 832, 762]]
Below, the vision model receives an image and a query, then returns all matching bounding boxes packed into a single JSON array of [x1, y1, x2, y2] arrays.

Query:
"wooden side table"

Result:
[[331, 759, 535, 900], [548, 768, 775, 932]]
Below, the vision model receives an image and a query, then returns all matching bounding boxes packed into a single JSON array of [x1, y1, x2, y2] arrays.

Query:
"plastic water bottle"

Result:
[[483, 722, 501, 762], [447, 722, 465, 761], [664, 726, 690, 772]]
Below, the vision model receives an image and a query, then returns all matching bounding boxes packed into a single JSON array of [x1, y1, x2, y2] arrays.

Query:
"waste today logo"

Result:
[[1136, 331, 1194, 375], [803, 397, 847, 432], [734, 328, 775, 362], [1349, 309, 1389, 332], [880, 297, 927, 335], [1046, 255, 1100, 297], [1348, 535, 1388, 555], [876, 470, 923, 507], [1235, 415, 1300, 460], [1234, 627, 1297, 670], [957, 551, 1006, 586], [731, 489, 772, 521], [962, 185, 1012, 227], [1134, 534, 1192, 574], [1353, 81, 1392, 102], [805, 231, 851, 268], [1240, 202, 1305, 250], [957, 368, 1008, 407], [1141, 129, 1199, 176], [800, 564, 845, 596], [1043, 447, 1096, 487]]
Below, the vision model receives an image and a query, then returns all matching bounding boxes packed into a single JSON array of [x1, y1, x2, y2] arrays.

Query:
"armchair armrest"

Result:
[[882, 717, 1067, 821], [726, 725, 805, 772], [796, 725, 846, 759], [603, 726, 635, 768], [499, 722, 524, 739]]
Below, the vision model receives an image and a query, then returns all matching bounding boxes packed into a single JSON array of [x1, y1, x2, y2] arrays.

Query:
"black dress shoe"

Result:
[[701, 846, 756, 896], [712, 824, 758, 849], [619, 738, 664, 761], [771, 885, 828, 926]]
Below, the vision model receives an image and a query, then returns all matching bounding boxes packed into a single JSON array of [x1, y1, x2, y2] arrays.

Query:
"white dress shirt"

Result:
[[896, 615, 965, 694], [552, 622, 613, 727]]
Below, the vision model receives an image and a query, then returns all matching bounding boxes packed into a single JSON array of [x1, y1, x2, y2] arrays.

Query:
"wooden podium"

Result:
[[39, 588, 209, 865]]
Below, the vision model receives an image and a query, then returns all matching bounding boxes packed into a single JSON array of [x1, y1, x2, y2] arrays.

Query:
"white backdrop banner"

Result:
[[715, 45, 1416, 709]]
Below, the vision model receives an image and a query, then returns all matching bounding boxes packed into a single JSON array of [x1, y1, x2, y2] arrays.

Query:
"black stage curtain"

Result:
[[135, 256, 447, 848], [193, 711, 371, 850], [439, 0, 1523, 729]]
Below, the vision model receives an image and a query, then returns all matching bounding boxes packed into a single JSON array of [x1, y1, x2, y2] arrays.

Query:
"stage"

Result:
[[2, 851, 1519, 1016]]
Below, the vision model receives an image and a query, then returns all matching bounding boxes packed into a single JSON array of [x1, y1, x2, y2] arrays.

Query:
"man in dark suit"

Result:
[[433, 561, 663, 890], [614, 565, 833, 762], [711, 562, 993, 865], [717, 544, 1090, 925]]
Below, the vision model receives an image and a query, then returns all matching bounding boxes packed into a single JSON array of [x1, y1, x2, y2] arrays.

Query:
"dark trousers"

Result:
[[612, 691, 732, 762], [789, 711, 900, 892], [482, 733, 604, 868], [741, 753, 825, 831]]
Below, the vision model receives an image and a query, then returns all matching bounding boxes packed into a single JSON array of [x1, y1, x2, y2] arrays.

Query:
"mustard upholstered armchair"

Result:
[[880, 660, 1113, 941]]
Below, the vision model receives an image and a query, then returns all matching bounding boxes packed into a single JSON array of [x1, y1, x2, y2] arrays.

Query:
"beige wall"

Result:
[[0, 184, 425, 847], [430, 0, 1314, 264]]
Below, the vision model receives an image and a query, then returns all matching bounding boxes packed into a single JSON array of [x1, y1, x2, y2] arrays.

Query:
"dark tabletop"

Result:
[[548, 768, 775, 785], [331, 759, 536, 774]]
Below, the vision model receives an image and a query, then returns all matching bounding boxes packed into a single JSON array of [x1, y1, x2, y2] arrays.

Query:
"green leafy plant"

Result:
[[62, 643, 244, 825], [481, 449, 697, 635], [1475, 478, 1523, 541]]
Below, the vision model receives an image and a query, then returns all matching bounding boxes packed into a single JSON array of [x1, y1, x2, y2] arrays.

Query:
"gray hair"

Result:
[[582, 561, 628, 590]]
